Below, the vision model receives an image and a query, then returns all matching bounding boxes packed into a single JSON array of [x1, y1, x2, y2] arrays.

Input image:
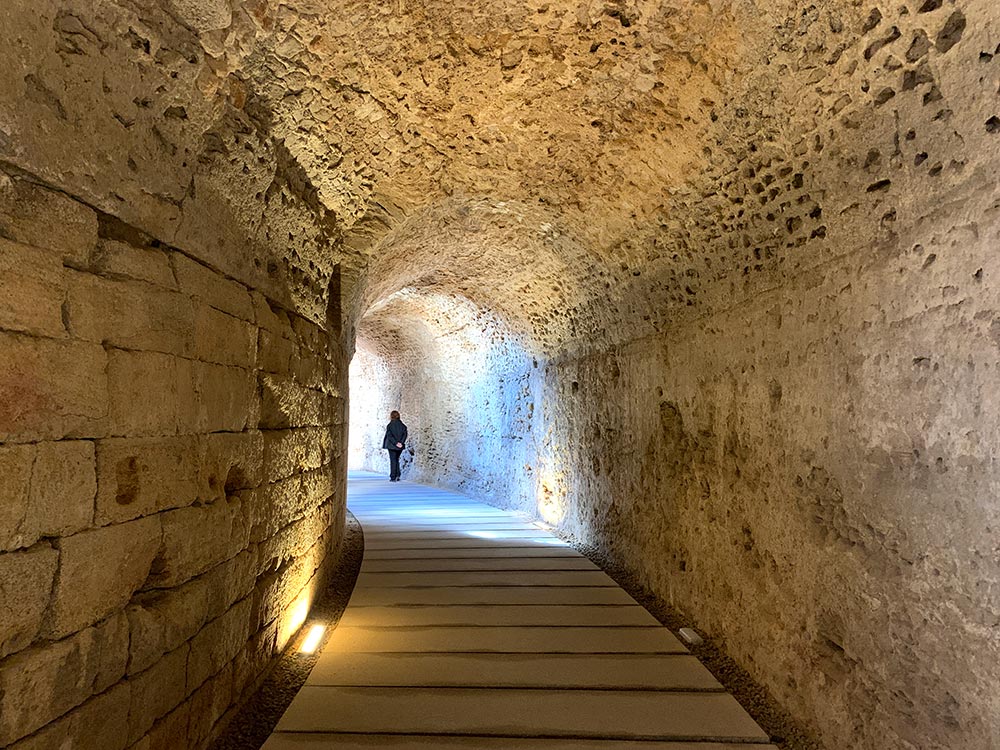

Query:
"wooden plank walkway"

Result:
[[263, 472, 775, 750]]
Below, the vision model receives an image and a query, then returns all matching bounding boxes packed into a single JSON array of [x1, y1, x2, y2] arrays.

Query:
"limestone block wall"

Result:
[[0, 172, 347, 750]]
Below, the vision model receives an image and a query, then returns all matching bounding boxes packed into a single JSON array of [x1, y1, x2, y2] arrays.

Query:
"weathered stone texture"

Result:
[[66, 273, 195, 356], [148, 499, 249, 589], [194, 362, 257, 433], [0, 545, 58, 658], [91, 241, 176, 289], [0, 333, 108, 442], [186, 597, 252, 694], [0, 174, 98, 268], [8, 683, 131, 750], [0, 613, 128, 745], [95, 437, 202, 525], [46, 517, 161, 638], [0, 165, 346, 749], [126, 643, 189, 744], [106, 350, 199, 437], [0, 440, 96, 551], [3, 0, 997, 747], [172, 254, 255, 323], [0, 238, 67, 338]]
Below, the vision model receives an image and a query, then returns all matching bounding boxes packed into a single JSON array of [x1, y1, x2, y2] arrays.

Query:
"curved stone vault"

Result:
[[1, 0, 999, 749]]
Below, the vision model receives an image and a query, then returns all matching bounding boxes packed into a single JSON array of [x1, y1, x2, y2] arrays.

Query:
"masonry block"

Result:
[[1, 441, 97, 552], [257, 500, 333, 577], [203, 549, 258, 622], [134, 699, 191, 750], [0, 174, 97, 268], [0, 237, 67, 338], [291, 349, 332, 391], [0, 613, 128, 745], [187, 662, 233, 746], [194, 361, 256, 433], [7, 682, 131, 750], [91, 240, 175, 289], [0, 444, 35, 550], [95, 436, 202, 525], [172, 253, 253, 322], [245, 475, 300, 543], [261, 426, 331, 483], [147, 498, 249, 589], [201, 430, 264, 503], [186, 597, 252, 692], [0, 332, 107, 442], [0, 544, 58, 658], [260, 373, 330, 429], [257, 328, 295, 374], [254, 538, 325, 632], [107, 350, 198, 437], [66, 272, 194, 356], [233, 620, 277, 702], [46, 517, 161, 638], [193, 303, 257, 368], [127, 582, 209, 677], [251, 292, 294, 339], [126, 643, 189, 744]]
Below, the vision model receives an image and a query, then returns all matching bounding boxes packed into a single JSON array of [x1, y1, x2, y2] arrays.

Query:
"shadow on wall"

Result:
[[347, 288, 546, 507]]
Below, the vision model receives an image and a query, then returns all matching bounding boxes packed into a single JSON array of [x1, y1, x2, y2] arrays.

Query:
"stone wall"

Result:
[[0, 171, 347, 750], [538, 171, 1000, 750]]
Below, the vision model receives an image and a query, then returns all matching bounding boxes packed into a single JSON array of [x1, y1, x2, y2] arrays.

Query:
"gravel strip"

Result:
[[576, 541, 822, 750], [210, 511, 364, 750]]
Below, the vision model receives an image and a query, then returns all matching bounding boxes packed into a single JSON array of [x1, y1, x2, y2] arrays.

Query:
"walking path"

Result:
[[264, 472, 775, 749]]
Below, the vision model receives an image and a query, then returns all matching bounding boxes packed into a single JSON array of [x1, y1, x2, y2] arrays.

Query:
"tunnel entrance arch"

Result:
[[347, 287, 545, 510]]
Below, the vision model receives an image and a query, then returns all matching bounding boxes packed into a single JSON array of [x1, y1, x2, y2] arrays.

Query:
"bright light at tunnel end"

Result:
[[298, 623, 326, 654]]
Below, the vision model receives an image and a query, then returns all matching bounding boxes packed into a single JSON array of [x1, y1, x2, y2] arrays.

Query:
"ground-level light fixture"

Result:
[[299, 623, 327, 654]]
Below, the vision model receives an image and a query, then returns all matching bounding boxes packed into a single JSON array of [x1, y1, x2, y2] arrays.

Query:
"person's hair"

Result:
[[390, 410, 400, 420]]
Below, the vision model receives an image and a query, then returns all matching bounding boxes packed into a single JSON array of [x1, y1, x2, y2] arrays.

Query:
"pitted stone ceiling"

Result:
[[235, 0, 997, 350], [232, 0, 800, 347], [250, 0, 745, 234], [7, 0, 991, 348]]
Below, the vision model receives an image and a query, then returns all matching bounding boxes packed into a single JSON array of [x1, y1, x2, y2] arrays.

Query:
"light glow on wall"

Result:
[[278, 589, 314, 652], [537, 472, 567, 526]]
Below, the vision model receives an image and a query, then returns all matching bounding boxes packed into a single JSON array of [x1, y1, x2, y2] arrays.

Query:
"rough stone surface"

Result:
[[0, 153, 347, 750], [1, 0, 998, 748], [0, 440, 96, 551], [0, 238, 67, 338], [46, 517, 162, 638], [0, 545, 58, 658], [148, 499, 249, 589], [0, 613, 128, 745], [95, 437, 202, 525], [0, 333, 108, 442], [7, 682, 131, 750]]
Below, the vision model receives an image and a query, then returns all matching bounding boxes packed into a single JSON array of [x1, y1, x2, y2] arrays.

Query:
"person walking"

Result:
[[382, 410, 408, 482]]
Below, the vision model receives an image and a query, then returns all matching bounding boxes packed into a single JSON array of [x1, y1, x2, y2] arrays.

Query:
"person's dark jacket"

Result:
[[382, 419, 408, 450]]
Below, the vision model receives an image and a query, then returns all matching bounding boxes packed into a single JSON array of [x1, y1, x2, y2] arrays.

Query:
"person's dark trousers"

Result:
[[388, 449, 402, 480]]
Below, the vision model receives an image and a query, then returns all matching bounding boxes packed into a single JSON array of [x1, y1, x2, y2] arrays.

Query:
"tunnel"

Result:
[[0, 0, 999, 748]]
